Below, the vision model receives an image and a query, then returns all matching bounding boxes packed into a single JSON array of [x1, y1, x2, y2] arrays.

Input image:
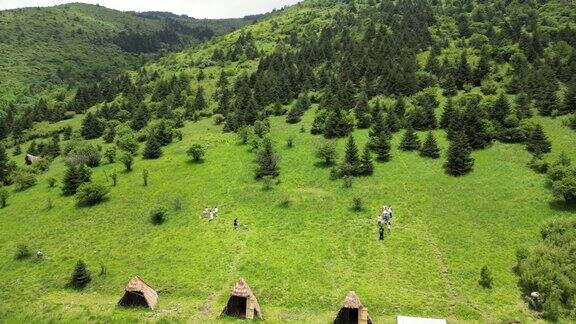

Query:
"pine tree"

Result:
[[62, 164, 91, 196], [358, 144, 374, 176], [69, 260, 91, 289], [341, 135, 361, 176], [561, 82, 576, 115], [369, 104, 390, 147], [515, 92, 533, 119], [324, 106, 353, 138], [372, 131, 392, 162], [440, 97, 456, 129], [526, 124, 552, 154], [80, 112, 105, 140], [463, 103, 491, 150], [193, 86, 207, 111], [143, 135, 162, 159], [473, 53, 490, 86], [399, 128, 421, 151], [354, 91, 371, 129], [420, 132, 441, 159], [255, 138, 279, 179], [0, 144, 16, 185], [491, 93, 511, 126], [455, 52, 471, 89], [444, 132, 474, 176], [131, 104, 149, 131]]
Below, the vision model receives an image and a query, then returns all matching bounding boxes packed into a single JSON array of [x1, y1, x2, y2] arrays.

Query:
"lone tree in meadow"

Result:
[[120, 153, 134, 172], [69, 260, 91, 289], [340, 134, 361, 176], [315, 142, 337, 166], [372, 131, 391, 162], [62, 164, 92, 196], [255, 138, 280, 179], [143, 135, 163, 159], [187, 144, 205, 162], [526, 124, 552, 154], [0, 187, 8, 208], [399, 127, 421, 151], [358, 145, 374, 176], [420, 132, 441, 159], [444, 132, 474, 176]]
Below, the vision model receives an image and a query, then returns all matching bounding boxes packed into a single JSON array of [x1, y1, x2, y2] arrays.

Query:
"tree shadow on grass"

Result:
[[313, 161, 334, 169], [186, 159, 205, 165], [548, 200, 576, 213]]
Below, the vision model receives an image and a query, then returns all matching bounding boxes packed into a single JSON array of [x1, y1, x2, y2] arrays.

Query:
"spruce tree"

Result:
[[372, 131, 392, 162], [80, 112, 105, 140], [463, 103, 491, 149], [526, 124, 552, 154], [368, 104, 389, 147], [143, 135, 162, 159], [491, 93, 511, 126], [354, 91, 371, 129], [0, 144, 15, 185], [420, 132, 441, 159], [255, 138, 279, 179], [324, 106, 353, 138], [561, 82, 576, 115], [399, 127, 421, 151], [515, 92, 533, 119], [440, 97, 456, 129], [193, 86, 207, 111], [455, 52, 471, 89], [62, 164, 91, 196], [69, 260, 91, 289], [473, 53, 490, 86], [358, 144, 374, 176], [444, 132, 474, 176], [341, 135, 361, 176]]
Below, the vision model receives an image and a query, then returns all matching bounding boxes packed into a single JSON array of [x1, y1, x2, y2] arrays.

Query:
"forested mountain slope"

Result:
[[0, 0, 576, 322], [0, 3, 256, 105]]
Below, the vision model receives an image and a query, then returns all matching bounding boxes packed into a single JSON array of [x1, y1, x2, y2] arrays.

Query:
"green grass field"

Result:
[[0, 108, 574, 323]]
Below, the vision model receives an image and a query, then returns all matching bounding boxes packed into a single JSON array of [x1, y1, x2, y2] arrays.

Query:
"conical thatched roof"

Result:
[[120, 276, 158, 310], [230, 277, 254, 298], [341, 291, 364, 309]]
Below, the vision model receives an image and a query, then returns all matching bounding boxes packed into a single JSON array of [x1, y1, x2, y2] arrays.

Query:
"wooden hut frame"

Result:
[[221, 278, 262, 320], [334, 291, 373, 324], [118, 276, 158, 310]]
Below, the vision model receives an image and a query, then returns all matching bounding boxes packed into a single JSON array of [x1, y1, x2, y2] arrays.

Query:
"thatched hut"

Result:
[[221, 278, 262, 320], [25, 154, 38, 165], [117, 276, 158, 310], [334, 291, 373, 324]]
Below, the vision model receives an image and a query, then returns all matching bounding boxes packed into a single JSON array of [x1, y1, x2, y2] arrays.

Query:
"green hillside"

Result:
[[0, 3, 256, 105], [1, 0, 576, 322]]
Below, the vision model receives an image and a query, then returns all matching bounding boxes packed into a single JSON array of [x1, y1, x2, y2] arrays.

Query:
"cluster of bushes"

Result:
[[516, 219, 576, 320]]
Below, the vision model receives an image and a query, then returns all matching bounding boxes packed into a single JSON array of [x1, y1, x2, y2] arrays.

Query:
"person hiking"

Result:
[[379, 226, 384, 240], [233, 218, 239, 229]]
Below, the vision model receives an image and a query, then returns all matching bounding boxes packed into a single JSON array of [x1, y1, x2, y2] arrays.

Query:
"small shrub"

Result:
[[99, 264, 107, 277], [279, 196, 291, 208], [213, 114, 225, 125], [286, 136, 294, 148], [120, 153, 133, 172], [237, 126, 254, 145], [262, 176, 273, 191], [300, 125, 306, 133], [47, 177, 57, 188], [150, 207, 167, 225], [34, 158, 52, 172], [330, 167, 340, 180], [104, 146, 117, 164], [187, 144, 205, 162], [14, 169, 37, 191], [0, 187, 8, 208], [343, 175, 353, 188], [69, 260, 91, 289], [173, 198, 183, 211], [352, 197, 364, 211], [142, 169, 149, 186], [15, 244, 31, 260], [46, 198, 53, 210], [479, 265, 493, 288], [528, 155, 549, 174], [316, 142, 337, 166], [75, 183, 109, 206], [110, 172, 118, 186]]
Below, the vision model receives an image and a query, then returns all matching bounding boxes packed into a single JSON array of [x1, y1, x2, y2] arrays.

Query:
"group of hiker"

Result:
[[202, 207, 219, 220], [377, 205, 393, 240]]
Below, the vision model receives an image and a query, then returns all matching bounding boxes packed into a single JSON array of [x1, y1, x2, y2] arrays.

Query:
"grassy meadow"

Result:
[[0, 107, 574, 323]]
